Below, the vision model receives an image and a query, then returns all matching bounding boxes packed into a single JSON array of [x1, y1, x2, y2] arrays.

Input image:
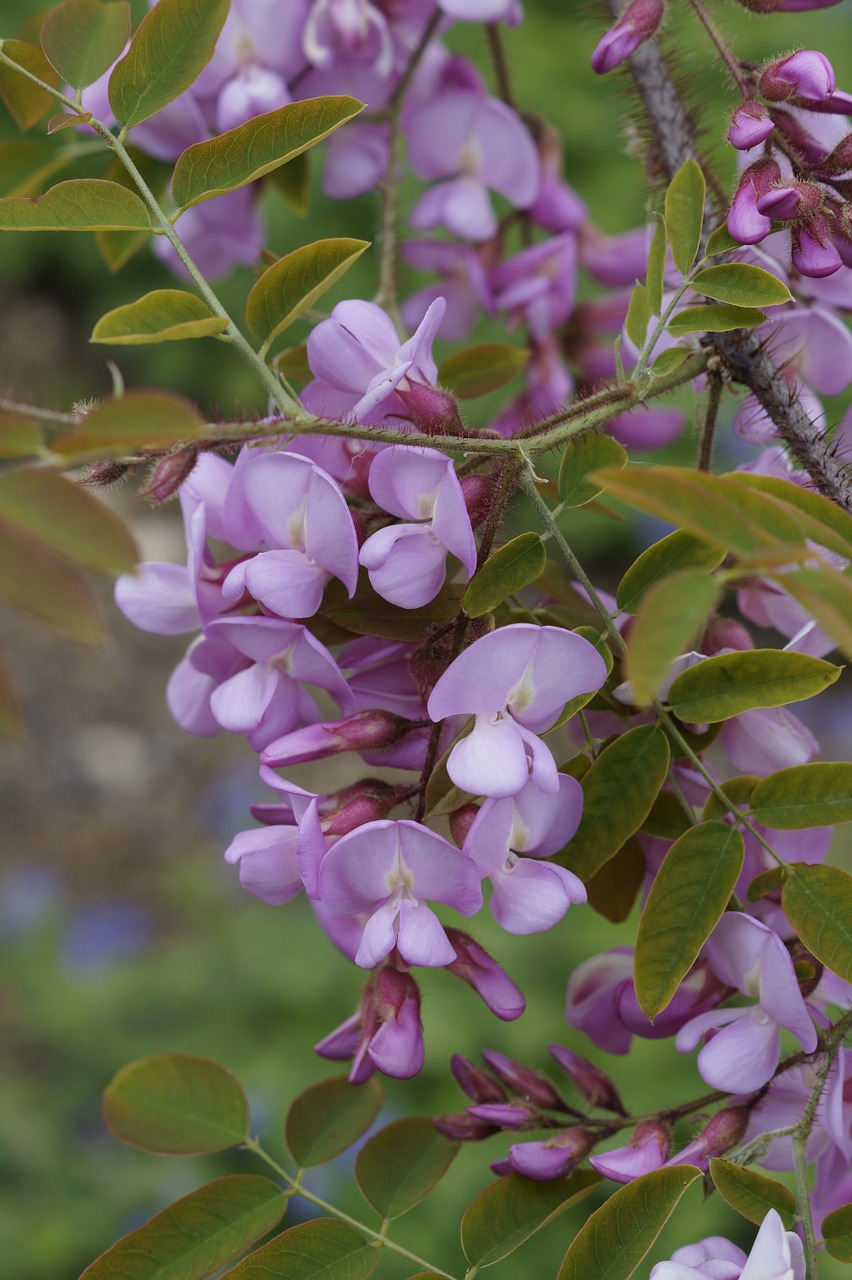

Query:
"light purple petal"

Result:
[[695, 1010, 782, 1091], [397, 820, 483, 912], [360, 523, 449, 608], [431, 468, 477, 576], [513, 774, 584, 855], [367, 446, 451, 521], [242, 550, 329, 618], [224, 826, 302, 905], [355, 900, 398, 967], [489, 858, 583, 933], [447, 714, 530, 798], [319, 820, 400, 911], [210, 663, 279, 732], [396, 899, 457, 966]]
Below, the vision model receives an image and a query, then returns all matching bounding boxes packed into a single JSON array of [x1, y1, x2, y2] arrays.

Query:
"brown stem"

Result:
[[685, 0, 750, 96], [698, 364, 723, 471]]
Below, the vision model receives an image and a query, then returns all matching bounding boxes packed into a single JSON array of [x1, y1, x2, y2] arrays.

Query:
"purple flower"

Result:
[[792, 214, 843, 278], [489, 233, 578, 343], [444, 928, 526, 1019], [359, 447, 477, 608], [650, 1209, 805, 1280], [590, 0, 665, 75], [760, 50, 837, 103], [728, 101, 775, 150], [318, 819, 483, 968], [427, 624, 608, 798], [155, 188, 264, 281], [401, 239, 492, 342], [719, 706, 818, 776], [676, 914, 817, 1091], [316, 966, 425, 1081], [744, 1053, 849, 1171], [728, 159, 782, 245], [407, 90, 540, 241], [590, 1120, 671, 1183], [507, 1128, 593, 1181]]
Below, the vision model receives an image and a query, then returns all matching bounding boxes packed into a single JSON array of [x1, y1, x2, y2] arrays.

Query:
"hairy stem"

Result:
[[698, 366, 723, 471]]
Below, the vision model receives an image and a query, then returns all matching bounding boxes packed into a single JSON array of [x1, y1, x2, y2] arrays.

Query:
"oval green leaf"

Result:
[[558, 432, 627, 507], [91, 289, 229, 345], [641, 792, 694, 841], [705, 224, 742, 256], [617, 530, 725, 615], [80, 1175, 288, 1280], [0, 465, 137, 574], [667, 649, 841, 723], [557, 1166, 702, 1280], [664, 159, 705, 275], [464, 532, 545, 618], [0, 520, 103, 643], [54, 390, 204, 462], [437, 343, 529, 400], [41, 0, 130, 90], [774, 567, 852, 661], [103, 1053, 249, 1154], [285, 1074, 383, 1168], [690, 263, 792, 309], [726, 470, 852, 562], [0, 138, 80, 198], [823, 1203, 852, 1263], [247, 238, 369, 347], [0, 40, 57, 131], [750, 762, 852, 829], [556, 726, 671, 882], [462, 1170, 600, 1268], [702, 774, 759, 822], [355, 1118, 459, 1220], [668, 303, 766, 336], [321, 574, 462, 643], [268, 151, 310, 215], [172, 96, 363, 211], [625, 282, 651, 350], [635, 822, 744, 1020], [625, 569, 721, 707], [708, 1159, 796, 1231], [222, 1219, 378, 1280], [108, 0, 229, 128], [585, 837, 645, 924], [646, 218, 667, 317], [782, 863, 852, 983], [0, 178, 151, 232]]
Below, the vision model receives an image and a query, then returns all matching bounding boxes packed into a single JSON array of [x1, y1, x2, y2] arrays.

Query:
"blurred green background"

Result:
[[1, 1, 852, 1277]]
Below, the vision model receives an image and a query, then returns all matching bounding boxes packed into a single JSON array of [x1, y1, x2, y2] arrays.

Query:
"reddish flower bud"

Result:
[[444, 929, 526, 1020], [481, 1051, 573, 1112], [396, 380, 464, 435], [321, 781, 417, 836], [819, 133, 852, 176], [591, 0, 665, 75], [756, 180, 823, 221], [792, 213, 843, 278], [81, 459, 133, 487], [728, 101, 774, 151], [260, 710, 419, 768], [759, 50, 836, 103], [697, 1105, 751, 1156], [702, 616, 754, 655], [728, 158, 782, 245], [459, 473, 492, 529], [467, 1102, 537, 1129], [451, 1053, 508, 1104], [548, 1044, 627, 1114], [139, 447, 199, 503], [449, 804, 480, 848], [433, 1112, 499, 1141]]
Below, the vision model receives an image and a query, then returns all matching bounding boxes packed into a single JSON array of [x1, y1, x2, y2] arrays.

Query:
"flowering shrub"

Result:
[[1, 0, 852, 1276]]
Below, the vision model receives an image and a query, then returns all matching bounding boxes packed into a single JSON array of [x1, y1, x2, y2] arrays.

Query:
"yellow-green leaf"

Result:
[[635, 823, 744, 1019], [726, 470, 852, 563], [558, 433, 627, 507], [750, 762, 852, 828], [268, 151, 310, 215], [708, 1159, 796, 1231], [108, 0, 229, 128], [617, 530, 725, 615], [0, 520, 103, 643], [705, 224, 741, 256], [0, 138, 79, 197], [104, 1052, 249, 1154], [0, 465, 137, 574], [462, 1171, 600, 1268], [625, 569, 721, 706], [95, 149, 170, 272], [667, 649, 841, 723], [0, 40, 57, 131], [221, 1219, 378, 1280], [668, 303, 766, 336], [625, 282, 651, 350], [646, 217, 667, 317], [463, 532, 545, 618], [247, 238, 369, 347], [91, 289, 229, 344], [0, 179, 151, 231], [773, 566, 852, 660], [172, 96, 363, 211], [782, 863, 852, 982], [41, 0, 130, 90], [665, 159, 705, 275], [54, 390, 204, 462], [438, 343, 529, 400], [0, 415, 42, 458], [557, 1166, 702, 1280], [690, 263, 792, 308]]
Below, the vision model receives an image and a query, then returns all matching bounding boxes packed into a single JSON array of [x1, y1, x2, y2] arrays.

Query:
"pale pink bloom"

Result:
[[650, 1209, 805, 1280]]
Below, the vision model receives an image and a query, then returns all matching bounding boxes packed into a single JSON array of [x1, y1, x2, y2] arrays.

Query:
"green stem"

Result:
[[633, 278, 695, 380], [243, 1137, 461, 1280], [0, 397, 81, 426], [698, 367, 723, 472]]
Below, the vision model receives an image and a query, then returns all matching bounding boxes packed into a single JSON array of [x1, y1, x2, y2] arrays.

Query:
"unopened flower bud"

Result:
[[445, 929, 526, 1020], [397, 380, 464, 435], [756, 180, 823, 221], [482, 1050, 573, 1112], [591, 0, 665, 75], [459, 473, 492, 529], [728, 101, 774, 150], [792, 213, 843, 278], [759, 50, 836, 103], [590, 1119, 671, 1182], [260, 710, 418, 768], [81, 459, 133, 487], [548, 1044, 626, 1113], [819, 133, 852, 175], [139, 447, 199, 503], [467, 1102, 537, 1129], [728, 158, 782, 245], [451, 1053, 508, 1103], [732, 0, 843, 12], [321, 781, 416, 836], [696, 1105, 751, 1156], [702, 616, 754, 655], [433, 1111, 499, 1141], [508, 1127, 595, 1180], [449, 804, 480, 848]]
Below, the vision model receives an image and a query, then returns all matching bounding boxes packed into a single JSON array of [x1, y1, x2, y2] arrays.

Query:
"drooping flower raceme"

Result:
[[427, 624, 609, 798]]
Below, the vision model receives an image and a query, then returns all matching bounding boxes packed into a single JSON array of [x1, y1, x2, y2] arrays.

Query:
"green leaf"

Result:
[[0, 179, 151, 232], [708, 1160, 796, 1231], [646, 218, 667, 317], [665, 160, 705, 275], [355, 1118, 458, 1220], [667, 303, 766, 336], [747, 865, 787, 903], [48, 109, 93, 133], [551, 628, 614, 727], [221, 1220, 378, 1280], [103, 1053, 249, 1154], [0, 520, 103, 643], [41, 0, 130, 90], [321, 574, 463, 643], [461, 1171, 600, 1268], [0, 415, 42, 458], [705, 224, 741, 256], [172, 96, 363, 211], [667, 649, 841, 723], [108, 0, 229, 128], [726, 470, 852, 563], [641, 792, 694, 841], [424, 729, 474, 818], [635, 823, 744, 1019], [625, 282, 651, 350], [558, 433, 627, 507], [91, 289, 229, 344], [651, 348, 692, 376], [0, 138, 79, 198], [268, 151, 310, 216], [0, 466, 137, 574], [823, 1203, 852, 1263], [463, 532, 545, 618], [774, 567, 852, 660], [750, 762, 852, 828], [585, 837, 645, 924], [246, 238, 369, 347], [96, 149, 171, 272], [556, 727, 671, 882], [437, 343, 529, 400], [702, 774, 759, 822], [625, 570, 721, 707], [275, 343, 312, 386], [80, 1175, 288, 1280], [782, 863, 852, 983], [557, 1166, 702, 1280], [616, 530, 725, 615], [54, 390, 205, 463], [0, 40, 57, 131], [690, 263, 792, 309], [285, 1074, 383, 1168]]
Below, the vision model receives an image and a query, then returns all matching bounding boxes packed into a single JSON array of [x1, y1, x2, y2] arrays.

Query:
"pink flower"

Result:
[[650, 1209, 805, 1280], [316, 966, 425, 1081], [728, 101, 775, 150], [591, 0, 665, 75], [590, 1120, 671, 1183]]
